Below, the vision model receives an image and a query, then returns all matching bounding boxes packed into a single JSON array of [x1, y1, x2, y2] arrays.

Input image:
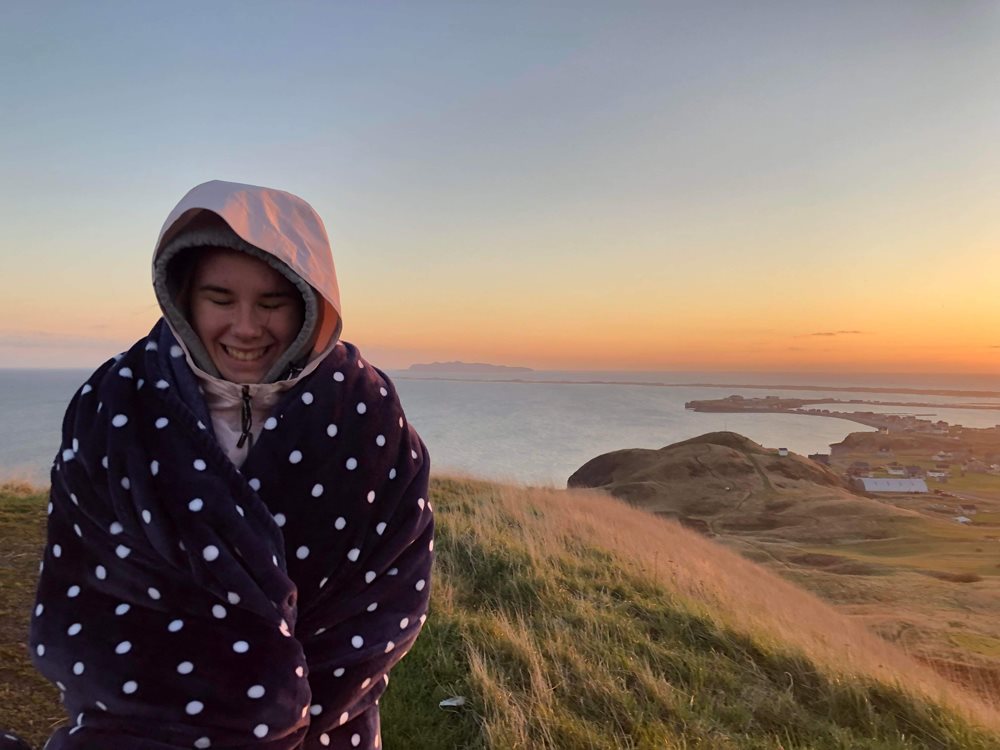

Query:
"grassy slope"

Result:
[[3, 479, 999, 749]]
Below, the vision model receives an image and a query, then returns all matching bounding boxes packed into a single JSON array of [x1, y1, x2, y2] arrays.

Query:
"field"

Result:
[[4, 477, 1000, 748]]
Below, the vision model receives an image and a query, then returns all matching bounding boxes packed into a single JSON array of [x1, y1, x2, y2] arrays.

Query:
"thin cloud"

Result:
[[0, 331, 132, 350], [801, 330, 866, 338]]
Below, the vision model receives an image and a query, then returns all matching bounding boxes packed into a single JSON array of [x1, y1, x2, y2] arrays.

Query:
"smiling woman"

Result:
[[1, 181, 434, 750]]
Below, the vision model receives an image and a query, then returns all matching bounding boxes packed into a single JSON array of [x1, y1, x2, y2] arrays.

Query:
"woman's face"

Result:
[[189, 249, 304, 383]]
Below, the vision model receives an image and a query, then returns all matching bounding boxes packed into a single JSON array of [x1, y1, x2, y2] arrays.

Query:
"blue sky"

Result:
[[2, 2, 999, 371]]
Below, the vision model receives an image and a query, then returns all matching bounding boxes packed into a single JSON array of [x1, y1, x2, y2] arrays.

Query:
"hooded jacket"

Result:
[[24, 182, 433, 750], [152, 181, 345, 466]]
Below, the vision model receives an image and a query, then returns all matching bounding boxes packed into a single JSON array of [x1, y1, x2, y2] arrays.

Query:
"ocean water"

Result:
[[2, 368, 999, 487]]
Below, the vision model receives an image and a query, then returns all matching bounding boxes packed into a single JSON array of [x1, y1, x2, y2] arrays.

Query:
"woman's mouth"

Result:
[[221, 344, 270, 362]]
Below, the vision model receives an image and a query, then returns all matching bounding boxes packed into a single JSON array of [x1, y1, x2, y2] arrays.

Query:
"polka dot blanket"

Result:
[[14, 321, 433, 749]]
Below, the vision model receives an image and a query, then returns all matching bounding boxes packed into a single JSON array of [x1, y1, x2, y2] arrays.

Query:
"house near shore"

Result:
[[853, 477, 929, 494]]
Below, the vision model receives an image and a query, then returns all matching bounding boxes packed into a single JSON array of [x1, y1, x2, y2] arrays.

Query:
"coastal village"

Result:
[[685, 394, 1000, 526]]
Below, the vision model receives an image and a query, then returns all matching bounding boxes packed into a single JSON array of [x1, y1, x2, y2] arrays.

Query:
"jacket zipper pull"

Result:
[[237, 385, 253, 449]]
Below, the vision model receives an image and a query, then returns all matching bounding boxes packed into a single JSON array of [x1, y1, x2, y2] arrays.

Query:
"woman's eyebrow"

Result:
[[261, 290, 297, 299], [198, 284, 232, 294]]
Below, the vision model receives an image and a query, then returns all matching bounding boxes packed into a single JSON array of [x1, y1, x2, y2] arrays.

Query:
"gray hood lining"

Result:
[[153, 224, 320, 384]]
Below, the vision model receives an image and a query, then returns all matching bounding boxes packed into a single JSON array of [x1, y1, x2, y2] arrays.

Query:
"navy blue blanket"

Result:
[[25, 321, 432, 749]]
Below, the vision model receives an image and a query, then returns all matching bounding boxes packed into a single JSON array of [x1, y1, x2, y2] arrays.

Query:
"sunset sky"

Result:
[[2, 2, 999, 373]]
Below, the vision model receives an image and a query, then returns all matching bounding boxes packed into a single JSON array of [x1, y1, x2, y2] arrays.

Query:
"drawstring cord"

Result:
[[237, 385, 253, 449]]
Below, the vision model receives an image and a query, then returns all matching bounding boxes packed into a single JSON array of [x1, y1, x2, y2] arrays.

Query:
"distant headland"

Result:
[[405, 361, 534, 375]]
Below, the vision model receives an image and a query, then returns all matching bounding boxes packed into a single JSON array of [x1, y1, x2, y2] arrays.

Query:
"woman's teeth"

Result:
[[223, 345, 267, 362]]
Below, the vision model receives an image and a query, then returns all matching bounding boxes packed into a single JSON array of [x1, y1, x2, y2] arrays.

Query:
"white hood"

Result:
[[152, 180, 343, 381]]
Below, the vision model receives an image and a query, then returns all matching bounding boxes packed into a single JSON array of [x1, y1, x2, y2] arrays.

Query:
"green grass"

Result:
[[4, 479, 999, 749]]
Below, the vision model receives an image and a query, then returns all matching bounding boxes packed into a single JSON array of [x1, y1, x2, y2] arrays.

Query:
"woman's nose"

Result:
[[231, 305, 264, 338]]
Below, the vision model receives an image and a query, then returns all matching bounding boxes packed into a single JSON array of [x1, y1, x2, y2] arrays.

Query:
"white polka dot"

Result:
[[62, 448, 75, 462], [212, 604, 226, 619], [185, 700, 204, 716], [399, 416, 404, 428], [111, 414, 128, 428], [122, 680, 138, 694], [96, 701, 107, 711], [319, 576, 329, 588], [327, 423, 338, 437], [320, 734, 330, 747], [296, 546, 310, 560], [273, 513, 286, 527], [72, 523, 83, 538], [358, 361, 365, 369], [194, 738, 211, 749], [311, 483, 324, 497], [335, 516, 347, 530], [73, 661, 85, 675], [227, 591, 241, 605], [150, 460, 159, 476], [67, 623, 82, 636], [114, 544, 131, 560], [351, 635, 364, 649], [177, 661, 194, 674], [36, 644, 45, 656], [333, 371, 345, 382], [188, 498, 204, 512], [361, 677, 372, 689], [429, 538, 434, 551], [366, 490, 376, 503], [253, 725, 268, 739], [52, 544, 62, 558], [302, 392, 314, 405], [120, 477, 131, 490], [155, 417, 169, 429], [34, 603, 44, 616], [346, 457, 358, 470], [147, 587, 161, 600], [232, 640, 249, 653], [347, 548, 360, 562], [56, 680, 66, 691], [309, 703, 323, 716], [169, 344, 183, 358], [193, 459, 207, 471], [168, 619, 184, 632], [384, 641, 395, 653], [375, 434, 386, 447], [235, 505, 245, 517], [295, 665, 304, 677], [113, 640, 131, 654], [420, 614, 427, 625], [247, 685, 266, 699], [81, 383, 93, 394], [141, 509, 152, 524], [115, 603, 130, 616], [339, 712, 349, 725], [411, 449, 418, 460], [351, 734, 361, 747], [380, 386, 388, 397], [375, 522, 387, 536], [416, 578, 426, 591], [418, 498, 426, 510], [110, 521, 123, 534], [67, 585, 81, 598], [289, 450, 303, 464], [155, 379, 169, 389], [119, 366, 133, 379], [203, 545, 220, 562], [365, 571, 376, 584], [334, 667, 345, 677], [272, 555, 279, 566], [399, 617, 409, 629], [197, 420, 206, 430], [366, 602, 378, 612], [264, 417, 278, 430], [389, 468, 397, 480], [356, 402, 367, 414], [388, 567, 398, 576]]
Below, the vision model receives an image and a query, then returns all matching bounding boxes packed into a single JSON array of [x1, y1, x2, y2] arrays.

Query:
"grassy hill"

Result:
[[567, 432, 1000, 710], [3, 478, 1000, 748]]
